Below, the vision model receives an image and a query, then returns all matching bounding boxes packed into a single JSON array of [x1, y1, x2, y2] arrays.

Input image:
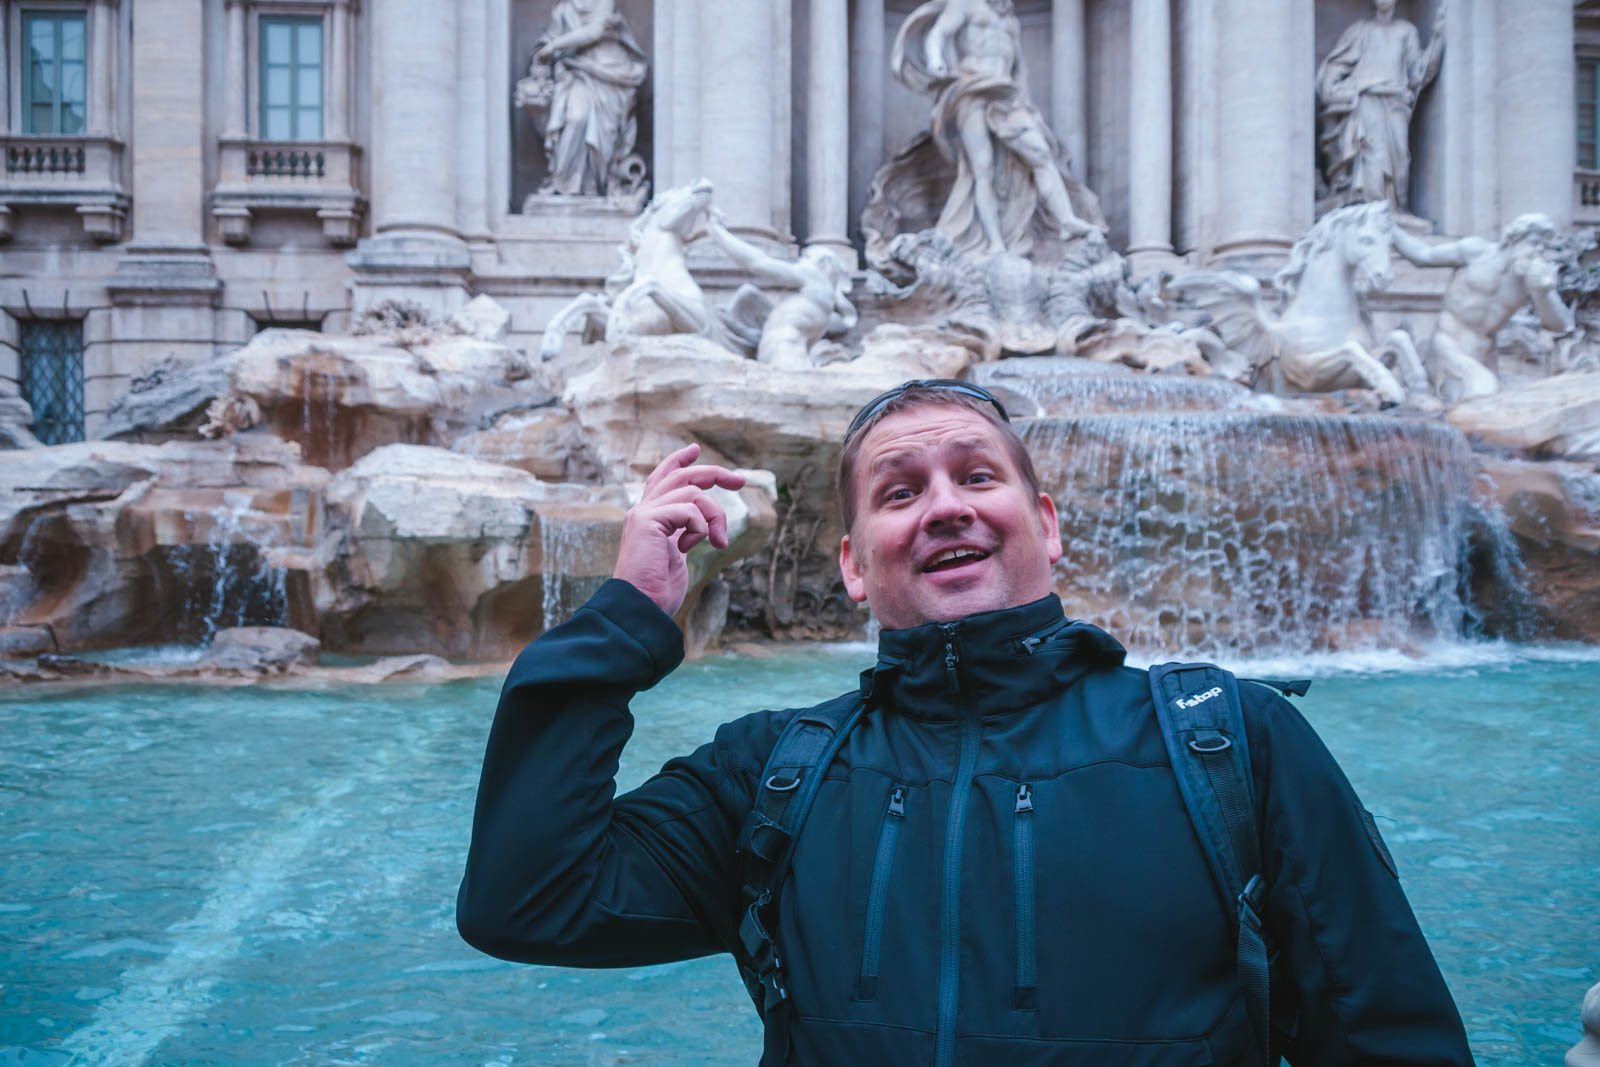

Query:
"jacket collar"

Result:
[[860, 594, 1127, 721]]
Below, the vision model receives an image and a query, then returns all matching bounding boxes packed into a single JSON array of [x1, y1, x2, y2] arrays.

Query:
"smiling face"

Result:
[[839, 404, 1062, 630]]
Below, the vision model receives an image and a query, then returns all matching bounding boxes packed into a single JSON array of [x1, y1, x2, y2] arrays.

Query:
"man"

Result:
[[457, 380, 1474, 1064], [1316, 0, 1445, 220], [891, 0, 1096, 258], [1392, 213, 1574, 401]]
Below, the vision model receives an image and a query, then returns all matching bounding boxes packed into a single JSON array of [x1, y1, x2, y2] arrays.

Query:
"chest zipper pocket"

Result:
[[1014, 782, 1038, 1011], [853, 783, 907, 1002]]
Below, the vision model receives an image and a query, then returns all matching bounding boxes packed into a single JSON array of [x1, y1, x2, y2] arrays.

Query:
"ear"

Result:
[[840, 533, 868, 603], [1037, 492, 1063, 564]]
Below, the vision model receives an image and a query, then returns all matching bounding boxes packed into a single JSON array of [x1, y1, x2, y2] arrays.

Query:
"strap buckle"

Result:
[[1236, 873, 1265, 934], [739, 892, 789, 1010]]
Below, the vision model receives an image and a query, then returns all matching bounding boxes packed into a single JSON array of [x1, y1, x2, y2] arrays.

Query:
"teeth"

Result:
[[928, 548, 984, 568]]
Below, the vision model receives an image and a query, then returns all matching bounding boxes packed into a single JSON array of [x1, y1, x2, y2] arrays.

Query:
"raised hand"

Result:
[[614, 444, 746, 617]]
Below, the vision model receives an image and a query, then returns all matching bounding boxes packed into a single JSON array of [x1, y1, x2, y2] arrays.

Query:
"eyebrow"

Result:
[[866, 436, 998, 481]]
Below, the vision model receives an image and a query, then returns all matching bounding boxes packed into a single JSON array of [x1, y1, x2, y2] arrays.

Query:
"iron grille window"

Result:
[[21, 11, 88, 135], [19, 319, 85, 445], [260, 15, 324, 140], [1582, 56, 1600, 170]]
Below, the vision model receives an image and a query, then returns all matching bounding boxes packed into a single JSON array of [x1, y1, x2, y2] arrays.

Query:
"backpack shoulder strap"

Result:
[[1148, 661, 1272, 1065], [734, 692, 865, 1038]]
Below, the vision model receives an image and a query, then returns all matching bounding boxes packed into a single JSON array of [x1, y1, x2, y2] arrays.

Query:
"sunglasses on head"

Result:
[[842, 379, 1011, 447]]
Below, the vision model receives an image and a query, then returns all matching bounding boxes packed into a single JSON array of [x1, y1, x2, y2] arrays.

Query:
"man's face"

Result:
[[840, 404, 1062, 630]]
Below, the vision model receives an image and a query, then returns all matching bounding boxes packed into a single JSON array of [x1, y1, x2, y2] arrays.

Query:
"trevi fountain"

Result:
[[2, 0, 1599, 1063]]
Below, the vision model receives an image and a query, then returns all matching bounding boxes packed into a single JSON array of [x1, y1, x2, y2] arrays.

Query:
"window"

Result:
[[1581, 57, 1600, 170], [260, 15, 323, 140], [22, 11, 87, 135], [19, 320, 85, 446]]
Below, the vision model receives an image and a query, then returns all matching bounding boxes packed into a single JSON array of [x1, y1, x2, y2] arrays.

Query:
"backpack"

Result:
[[733, 663, 1309, 1067]]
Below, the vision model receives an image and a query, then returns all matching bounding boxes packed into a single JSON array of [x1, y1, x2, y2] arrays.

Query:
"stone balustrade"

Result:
[[0, 134, 130, 243], [210, 138, 366, 248]]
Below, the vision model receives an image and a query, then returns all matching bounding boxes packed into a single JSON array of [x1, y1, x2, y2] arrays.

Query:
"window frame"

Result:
[[17, 6, 90, 136], [252, 7, 326, 142], [18, 317, 86, 446], [1581, 53, 1600, 171]]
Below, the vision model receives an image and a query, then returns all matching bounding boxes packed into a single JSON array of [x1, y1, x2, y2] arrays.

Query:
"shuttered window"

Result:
[[21, 11, 88, 135], [260, 15, 323, 140]]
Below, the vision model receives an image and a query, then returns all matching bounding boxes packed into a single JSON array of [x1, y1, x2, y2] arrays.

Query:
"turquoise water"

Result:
[[2, 645, 1597, 1065]]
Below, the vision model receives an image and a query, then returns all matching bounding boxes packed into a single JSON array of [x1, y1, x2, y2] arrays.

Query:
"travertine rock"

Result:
[[200, 626, 321, 673], [1475, 456, 1600, 642], [1447, 371, 1600, 459]]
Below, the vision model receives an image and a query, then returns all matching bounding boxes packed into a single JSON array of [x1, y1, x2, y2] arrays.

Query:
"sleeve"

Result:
[[455, 578, 776, 969], [1244, 688, 1476, 1066]]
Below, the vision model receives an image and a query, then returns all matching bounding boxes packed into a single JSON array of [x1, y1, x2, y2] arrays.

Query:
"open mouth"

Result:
[[922, 547, 991, 573]]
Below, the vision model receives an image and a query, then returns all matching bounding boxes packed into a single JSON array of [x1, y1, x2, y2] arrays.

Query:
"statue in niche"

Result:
[[515, 0, 649, 207], [1315, 0, 1445, 224], [1391, 213, 1574, 402], [706, 217, 860, 369], [1171, 201, 1432, 405], [862, 0, 1105, 269], [540, 179, 721, 358]]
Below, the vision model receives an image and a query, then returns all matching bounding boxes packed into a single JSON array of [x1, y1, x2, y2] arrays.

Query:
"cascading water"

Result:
[[175, 491, 290, 644], [984, 364, 1288, 416], [1021, 411, 1525, 658], [539, 515, 584, 634]]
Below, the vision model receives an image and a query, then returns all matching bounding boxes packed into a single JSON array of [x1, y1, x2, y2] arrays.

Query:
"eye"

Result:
[[965, 470, 996, 485], [885, 486, 916, 502]]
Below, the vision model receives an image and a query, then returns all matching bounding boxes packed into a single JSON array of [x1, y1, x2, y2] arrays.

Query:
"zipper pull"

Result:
[[941, 623, 960, 695], [887, 785, 906, 817], [1014, 783, 1033, 813]]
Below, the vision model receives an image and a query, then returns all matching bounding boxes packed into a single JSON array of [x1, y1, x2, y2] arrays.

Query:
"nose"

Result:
[[920, 475, 974, 529]]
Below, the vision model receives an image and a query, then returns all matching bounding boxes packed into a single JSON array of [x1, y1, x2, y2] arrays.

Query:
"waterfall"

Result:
[[178, 491, 289, 644], [538, 514, 583, 635], [1021, 413, 1517, 658]]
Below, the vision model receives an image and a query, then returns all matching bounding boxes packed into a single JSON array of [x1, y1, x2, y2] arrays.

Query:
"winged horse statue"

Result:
[[1172, 201, 1430, 405]]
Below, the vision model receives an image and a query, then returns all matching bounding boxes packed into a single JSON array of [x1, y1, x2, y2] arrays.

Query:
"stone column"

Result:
[[849, 0, 885, 244], [0, 3, 9, 133], [368, 0, 460, 240], [699, 0, 776, 238], [1497, 0, 1574, 227], [1212, 0, 1301, 266], [346, 0, 469, 313], [456, 0, 490, 242], [1126, 0, 1172, 266], [327, 0, 351, 142], [807, 0, 854, 264], [89, 0, 118, 137], [221, 0, 248, 139], [1051, 0, 1087, 179], [669, 2, 702, 191]]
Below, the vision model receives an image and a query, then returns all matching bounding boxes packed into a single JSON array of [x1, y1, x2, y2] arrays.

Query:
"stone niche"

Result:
[[509, 0, 657, 212], [1313, 0, 1447, 224]]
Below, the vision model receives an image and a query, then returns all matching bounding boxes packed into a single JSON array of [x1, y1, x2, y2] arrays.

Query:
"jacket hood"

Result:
[[861, 594, 1127, 721]]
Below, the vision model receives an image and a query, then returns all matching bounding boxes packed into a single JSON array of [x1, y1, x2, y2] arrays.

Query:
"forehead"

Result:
[[856, 405, 1012, 472]]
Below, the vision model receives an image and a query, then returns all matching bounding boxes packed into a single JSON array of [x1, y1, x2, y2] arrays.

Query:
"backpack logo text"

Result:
[[1175, 686, 1223, 710]]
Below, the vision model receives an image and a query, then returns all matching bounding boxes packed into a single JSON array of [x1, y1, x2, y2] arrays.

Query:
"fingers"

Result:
[[642, 446, 746, 501], [648, 484, 732, 550], [646, 501, 711, 552]]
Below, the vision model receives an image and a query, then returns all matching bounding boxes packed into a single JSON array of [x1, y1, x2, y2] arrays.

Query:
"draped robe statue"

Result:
[[516, 0, 649, 202], [1315, 0, 1444, 221]]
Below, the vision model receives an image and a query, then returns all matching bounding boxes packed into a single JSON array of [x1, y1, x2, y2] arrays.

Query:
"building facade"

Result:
[[0, 0, 1590, 442]]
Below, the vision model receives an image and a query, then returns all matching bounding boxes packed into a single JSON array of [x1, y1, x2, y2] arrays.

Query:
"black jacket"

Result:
[[457, 579, 1474, 1065]]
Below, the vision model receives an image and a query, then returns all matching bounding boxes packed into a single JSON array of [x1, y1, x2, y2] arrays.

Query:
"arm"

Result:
[[924, 0, 968, 78], [708, 217, 805, 288], [1411, 6, 1445, 92], [1391, 227, 1474, 270], [1247, 690, 1474, 1065], [457, 446, 757, 966], [1525, 262, 1575, 334]]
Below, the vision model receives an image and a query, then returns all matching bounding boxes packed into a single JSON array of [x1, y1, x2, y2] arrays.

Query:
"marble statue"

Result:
[[707, 218, 859, 369], [540, 179, 720, 358], [1392, 213, 1574, 402], [1316, 0, 1445, 222], [515, 0, 649, 204], [1570, 981, 1600, 1067], [863, 0, 1104, 268], [1172, 201, 1430, 404]]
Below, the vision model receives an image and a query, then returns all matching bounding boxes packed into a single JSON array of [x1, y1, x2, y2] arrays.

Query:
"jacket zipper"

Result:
[[935, 624, 978, 1067], [1013, 782, 1037, 1010], [854, 783, 907, 1002]]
